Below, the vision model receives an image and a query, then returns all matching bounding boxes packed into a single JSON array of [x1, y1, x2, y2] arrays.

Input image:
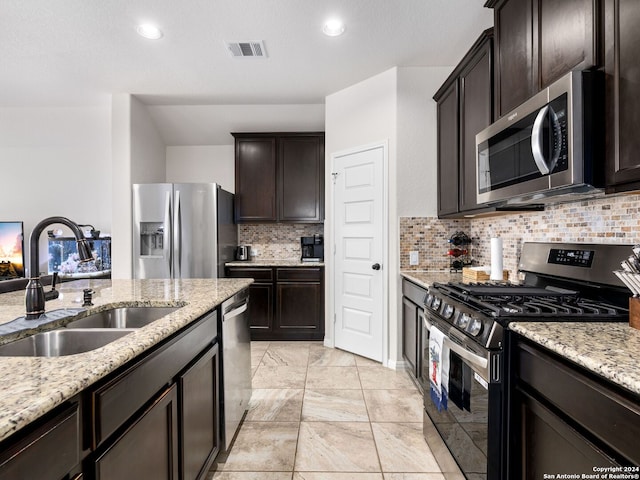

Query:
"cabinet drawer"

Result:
[[91, 311, 217, 448], [277, 267, 322, 282], [518, 341, 640, 464], [0, 404, 80, 480], [226, 267, 273, 282]]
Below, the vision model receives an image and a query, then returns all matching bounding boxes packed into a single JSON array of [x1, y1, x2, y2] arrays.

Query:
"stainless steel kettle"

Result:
[[236, 245, 251, 261]]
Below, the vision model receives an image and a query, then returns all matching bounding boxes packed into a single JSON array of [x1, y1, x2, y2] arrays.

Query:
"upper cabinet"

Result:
[[487, 0, 601, 118], [604, 0, 640, 192], [233, 133, 325, 223], [434, 29, 495, 218]]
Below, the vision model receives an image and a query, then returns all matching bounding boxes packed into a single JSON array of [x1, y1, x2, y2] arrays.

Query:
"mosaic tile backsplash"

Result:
[[400, 193, 640, 279], [238, 224, 324, 260]]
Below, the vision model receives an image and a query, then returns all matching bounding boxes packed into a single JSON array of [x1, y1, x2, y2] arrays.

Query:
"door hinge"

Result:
[[334, 313, 337, 324], [331, 172, 339, 184]]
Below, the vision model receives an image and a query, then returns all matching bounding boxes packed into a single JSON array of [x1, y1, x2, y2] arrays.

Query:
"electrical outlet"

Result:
[[409, 251, 419, 266]]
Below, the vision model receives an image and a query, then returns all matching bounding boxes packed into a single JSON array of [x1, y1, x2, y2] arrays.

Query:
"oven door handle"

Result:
[[423, 313, 489, 371], [443, 336, 489, 370]]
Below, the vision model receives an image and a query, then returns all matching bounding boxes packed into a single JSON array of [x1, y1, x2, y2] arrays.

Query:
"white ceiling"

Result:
[[1, 0, 493, 143]]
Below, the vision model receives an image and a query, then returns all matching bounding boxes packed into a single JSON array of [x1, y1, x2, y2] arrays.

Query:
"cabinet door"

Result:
[[436, 80, 460, 217], [248, 283, 274, 333], [276, 281, 324, 340], [235, 137, 277, 223], [605, 0, 640, 190], [536, 0, 599, 89], [402, 297, 418, 377], [459, 34, 494, 212], [95, 385, 179, 480], [179, 343, 220, 480], [494, 0, 534, 116], [278, 135, 325, 222]]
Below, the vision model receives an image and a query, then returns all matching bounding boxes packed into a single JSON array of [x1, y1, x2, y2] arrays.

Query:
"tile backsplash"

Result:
[[400, 193, 640, 279], [238, 224, 324, 260]]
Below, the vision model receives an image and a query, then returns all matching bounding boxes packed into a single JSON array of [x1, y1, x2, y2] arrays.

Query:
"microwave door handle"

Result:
[[531, 105, 552, 175]]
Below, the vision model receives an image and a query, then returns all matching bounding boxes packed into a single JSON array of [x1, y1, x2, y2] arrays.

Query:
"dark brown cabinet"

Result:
[[226, 266, 324, 341], [0, 404, 80, 480], [401, 279, 427, 385], [487, 0, 601, 118], [604, 0, 640, 191], [434, 29, 494, 217], [233, 133, 325, 224], [94, 385, 179, 480], [505, 334, 640, 476]]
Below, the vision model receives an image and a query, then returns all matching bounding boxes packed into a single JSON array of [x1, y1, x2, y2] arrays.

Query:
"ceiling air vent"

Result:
[[225, 41, 267, 58]]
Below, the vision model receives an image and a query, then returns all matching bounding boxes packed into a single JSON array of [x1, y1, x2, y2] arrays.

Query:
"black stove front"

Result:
[[422, 242, 633, 480]]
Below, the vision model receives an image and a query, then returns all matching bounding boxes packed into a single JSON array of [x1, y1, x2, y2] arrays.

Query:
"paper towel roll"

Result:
[[490, 237, 503, 281]]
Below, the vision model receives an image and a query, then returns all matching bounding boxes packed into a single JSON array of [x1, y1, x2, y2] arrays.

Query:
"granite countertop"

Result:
[[510, 322, 640, 396], [0, 277, 252, 443], [226, 259, 324, 267], [400, 270, 462, 290]]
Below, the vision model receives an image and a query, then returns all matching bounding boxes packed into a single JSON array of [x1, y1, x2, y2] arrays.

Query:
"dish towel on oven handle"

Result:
[[429, 325, 449, 411]]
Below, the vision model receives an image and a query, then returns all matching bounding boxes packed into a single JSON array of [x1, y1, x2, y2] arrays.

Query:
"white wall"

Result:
[[325, 68, 398, 366], [111, 95, 166, 279], [397, 66, 453, 217], [166, 146, 235, 193], [0, 106, 111, 275]]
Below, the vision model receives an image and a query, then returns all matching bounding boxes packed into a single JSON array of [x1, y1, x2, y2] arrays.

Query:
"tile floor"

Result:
[[210, 341, 465, 480]]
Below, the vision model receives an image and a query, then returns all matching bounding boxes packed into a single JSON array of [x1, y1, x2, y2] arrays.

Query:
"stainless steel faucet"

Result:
[[25, 216, 94, 319]]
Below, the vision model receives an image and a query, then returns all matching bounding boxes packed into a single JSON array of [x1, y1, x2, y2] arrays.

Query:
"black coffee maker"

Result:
[[301, 235, 324, 262]]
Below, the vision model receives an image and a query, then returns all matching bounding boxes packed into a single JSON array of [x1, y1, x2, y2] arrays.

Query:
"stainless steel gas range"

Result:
[[421, 242, 630, 480]]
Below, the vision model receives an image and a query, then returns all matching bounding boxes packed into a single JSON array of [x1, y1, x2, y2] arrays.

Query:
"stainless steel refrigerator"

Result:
[[132, 183, 236, 279]]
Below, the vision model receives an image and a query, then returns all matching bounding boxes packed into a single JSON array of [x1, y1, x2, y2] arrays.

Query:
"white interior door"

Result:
[[333, 144, 386, 362]]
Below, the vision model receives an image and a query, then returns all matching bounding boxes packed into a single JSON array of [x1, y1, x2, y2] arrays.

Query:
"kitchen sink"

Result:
[[66, 306, 180, 329], [0, 329, 135, 357]]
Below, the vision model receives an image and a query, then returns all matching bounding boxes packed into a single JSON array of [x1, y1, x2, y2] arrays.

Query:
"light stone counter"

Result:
[[510, 322, 640, 396], [0, 277, 252, 443], [400, 271, 462, 290], [226, 259, 324, 267]]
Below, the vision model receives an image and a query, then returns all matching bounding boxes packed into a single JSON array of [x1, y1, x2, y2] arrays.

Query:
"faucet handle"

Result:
[[44, 273, 60, 301], [82, 288, 94, 307]]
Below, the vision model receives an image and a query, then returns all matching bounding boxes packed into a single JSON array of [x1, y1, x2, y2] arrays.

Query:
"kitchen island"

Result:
[[0, 277, 252, 444]]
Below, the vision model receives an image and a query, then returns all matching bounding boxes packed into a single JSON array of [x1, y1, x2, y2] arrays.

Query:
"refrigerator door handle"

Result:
[[164, 190, 172, 277], [174, 189, 182, 278]]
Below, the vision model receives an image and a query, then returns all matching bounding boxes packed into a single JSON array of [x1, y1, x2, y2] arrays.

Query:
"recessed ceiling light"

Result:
[[136, 23, 163, 40], [323, 19, 345, 37]]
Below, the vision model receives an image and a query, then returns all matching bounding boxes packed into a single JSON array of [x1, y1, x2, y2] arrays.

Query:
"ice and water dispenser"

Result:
[[139, 222, 165, 256]]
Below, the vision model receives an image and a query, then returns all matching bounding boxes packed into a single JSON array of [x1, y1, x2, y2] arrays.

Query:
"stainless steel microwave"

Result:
[[475, 70, 603, 206]]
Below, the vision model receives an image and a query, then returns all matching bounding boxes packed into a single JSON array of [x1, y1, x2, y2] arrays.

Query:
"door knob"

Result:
[[372, 263, 381, 270]]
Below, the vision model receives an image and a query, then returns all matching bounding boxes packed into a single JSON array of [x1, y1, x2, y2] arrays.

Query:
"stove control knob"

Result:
[[442, 303, 455, 319], [424, 293, 433, 308], [431, 297, 442, 311], [467, 317, 483, 336], [457, 313, 471, 329]]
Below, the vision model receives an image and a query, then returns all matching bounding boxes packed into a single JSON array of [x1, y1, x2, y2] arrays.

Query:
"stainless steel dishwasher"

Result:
[[219, 289, 252, 451]]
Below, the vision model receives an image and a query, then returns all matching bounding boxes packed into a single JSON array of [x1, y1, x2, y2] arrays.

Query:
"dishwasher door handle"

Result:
[[224, 299, 248, 320]]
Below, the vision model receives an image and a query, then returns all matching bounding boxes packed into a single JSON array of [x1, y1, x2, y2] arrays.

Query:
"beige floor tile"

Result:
[[302, 389, 369, 422], [251, 350, 265, 368], [246, 389, 304, 422], [308, 346, 356, 366], [358, 365, 416, 390], [383, 474, 446, 480], [371, 423, 440, 473], [267, 341, 313, 349], [305, 366, 361, 389], [295, 474, 383, 480], [355, 355, 382, 367], [261, 347, 310, 366], [252, 366, 307, 389], [295, 421, 381, 472], [363, 389, 423, 422], [251, 341, 270, 354], [211, 473, 293, 480], [220, 422, 298, 472]]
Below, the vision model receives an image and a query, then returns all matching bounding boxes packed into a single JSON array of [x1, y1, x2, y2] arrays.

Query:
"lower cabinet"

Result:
[[0, 403, 81, 480], [94, 385, 179, 480], [506, 334, 640, 476], [226, 266, 324, 341], [179, 343, 220, 480], [401, 279, 427, 389]]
